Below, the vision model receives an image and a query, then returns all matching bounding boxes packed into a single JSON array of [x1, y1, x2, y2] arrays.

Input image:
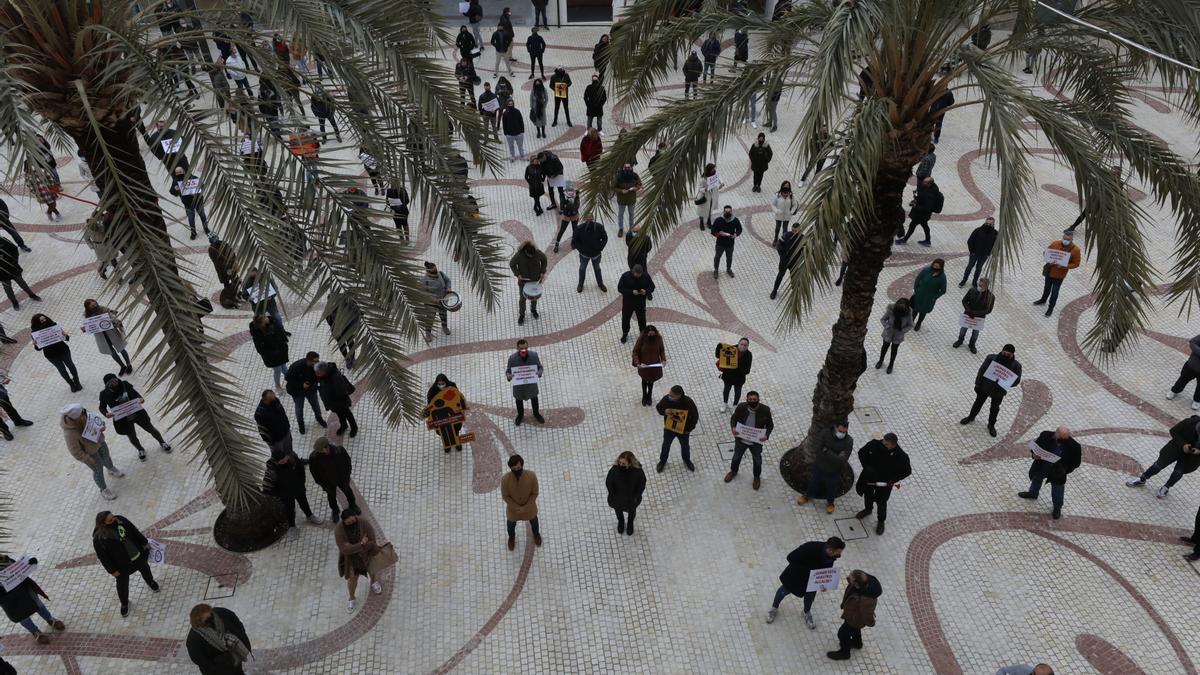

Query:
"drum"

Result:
[[441, 291, 462, 312], [522, 282, 544, 299]]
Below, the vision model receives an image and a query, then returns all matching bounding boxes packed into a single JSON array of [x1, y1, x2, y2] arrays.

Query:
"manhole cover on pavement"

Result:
[[715, 441, 736, 460], [854, 407, 882, 425], [835, 517, 869, 542], [205, 573, 239, 600]]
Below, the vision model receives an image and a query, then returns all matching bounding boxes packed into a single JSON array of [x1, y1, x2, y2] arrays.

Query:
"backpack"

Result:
[[931, 190, 945, 214]]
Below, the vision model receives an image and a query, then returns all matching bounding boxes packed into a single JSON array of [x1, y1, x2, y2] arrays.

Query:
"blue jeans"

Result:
[[271, 364, 287, 387], [659, 429, 691, 465], [807, 465, 841, 504], [617, 203, 635, 232], [960, 254, 988, 286], [292, 389, 322, 427], [1037, 276, 1064, 309], [703, 62, 715, 80], [16, 590, 54, 635], [772, 585, 815, 612], [88, 441, 117, 490], [185, 203, 209, 233], [746, 93, 758, 123], [506, 517, 540, 538], [1027, 469, 1065, 509], [578, 254, 603, 287]]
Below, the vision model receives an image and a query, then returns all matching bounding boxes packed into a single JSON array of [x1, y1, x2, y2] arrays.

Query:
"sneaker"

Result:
[[1052, 507, 1061, 520], [346, 599, 356, 614], [894, 238, 908, 245], [769, 291, 777, 300], [307, 515, 324, 525], [371, 581, 382, 594], [514, 415, 523, 427], [803, 612, 815, 630], [1125, 477, 1145, 487], [1157, 486, 1170, 498], [531, 309, 540, 319], [721, 403, 729, 412], [765, 608, 777, 624], [918, 239, 931, 247], [1192, 401, 1200, 411], [1186, 553, 1200, 562], [108, 468, 125, 478], [1166, 391, 1177, 400], [160, 442, 171, 453], [101, 488, 117, 500], [751, 121, 758, 129], [617, 521, 625, 534], [988, 426, 998, 437], [726, 270, 735, 278], [969, 344, 977, 354]]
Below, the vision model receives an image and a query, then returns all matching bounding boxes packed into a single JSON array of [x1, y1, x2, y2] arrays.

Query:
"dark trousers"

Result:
[[960, 254, 988, 286], [772, 585, 816, 613], [331, 406, 358, 434], [807, 465, 841, 504], [1190, 504, 1200, 555], [281, 491, 314, 526], [322, 481, 357, 518], [800, 157, 826, 181], [640, 379, 655, 402], [714, 242, 734, 272], [614, 506, 637, 527], [1171, 364, 1200, 402], [956, 326, 980, 347], [1140, 459, 1188, 488], [119, 414, 166, 452], [772, 264, 788, 295], [722, 381, 743, 405], [517, 280, 540, 318], [1037, 276, 1064, 309], [913, 312, 927, 329], [837, 622, 863, 650], [752, 169, 765, 189], [684, 81, 697, 98], [233, 77, 253, 95], [659, 429, 691, 464], [621, 302, 646, 337], [901, 216, 930, 242], [533, 5, 548, 28], [530, 54, 545, 77], [1027, 467, 1065, 509], [967, 389, 1005, 426], [317, 115, 340, 138], [861, 485, 892, 521], [552, 97, 571, 125], [1, 276, 37, 306], [515, 396, 541, 417], [184, 204, 209, 234], [48, 355, 79, 386], [506, 517, 541, 538], [114, 558, 156, 606], [587, 115, 603, 132], [578, 254, 603, 287], [292, 389, 323, 428], [730, 440, 762, 477], [0, 398, 28, 430], [773, 220, 788, 241], [878, 341, 900, 367], [0, 222, 27, 249]]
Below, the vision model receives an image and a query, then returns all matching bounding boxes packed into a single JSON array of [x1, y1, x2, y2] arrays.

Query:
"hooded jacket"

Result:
[[317, 364, 356, 411], [967, 223, 998, 257], [840, 574, 883, 628], [98, 376, 150, 435], [509, 245, 548, 280], [855, 439, 912, 493], [606, 464, 646, 510], [62, 407, 103, 463], [682, 54, 702, 82]]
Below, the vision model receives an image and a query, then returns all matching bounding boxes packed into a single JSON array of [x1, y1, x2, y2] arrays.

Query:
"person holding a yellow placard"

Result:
[[655, 385, 699, 473], [548, 66, 573, 126], [716, 337, 753, 411]]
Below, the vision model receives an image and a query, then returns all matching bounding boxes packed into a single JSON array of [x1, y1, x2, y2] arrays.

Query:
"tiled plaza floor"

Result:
[[0, 22, 1198, 675]]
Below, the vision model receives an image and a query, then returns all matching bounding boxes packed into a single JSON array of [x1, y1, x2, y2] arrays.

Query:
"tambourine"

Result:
[[521, 282, 544, 299], [441, 291, 462, 312]]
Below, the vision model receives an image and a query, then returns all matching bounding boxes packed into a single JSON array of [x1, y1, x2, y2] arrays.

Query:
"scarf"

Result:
[[192, 611, 250, 665], [96, 523, 141, 562]]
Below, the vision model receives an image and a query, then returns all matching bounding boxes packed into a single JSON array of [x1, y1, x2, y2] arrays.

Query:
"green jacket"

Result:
[[911, 266, 946, 314], [509, 247, 547, 280]]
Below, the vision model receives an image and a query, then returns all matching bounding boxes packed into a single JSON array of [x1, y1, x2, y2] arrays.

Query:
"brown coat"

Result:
[[61, 411, 103, 464], [334, 518, 379, 579], [501, 470, 539, 520], [632, 334, 665, 383], [840, 576, 882, 629]]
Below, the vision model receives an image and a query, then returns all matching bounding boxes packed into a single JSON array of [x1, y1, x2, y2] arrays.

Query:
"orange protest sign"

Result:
[[425, 386, 469, 448]]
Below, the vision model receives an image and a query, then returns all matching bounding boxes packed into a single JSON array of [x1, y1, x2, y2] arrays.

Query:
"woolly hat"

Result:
[[1002, 343, 1016, 353], [61, 404, 84, 419]]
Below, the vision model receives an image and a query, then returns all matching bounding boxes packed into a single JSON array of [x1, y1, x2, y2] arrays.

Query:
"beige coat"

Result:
[[61, 412, 102, 464], [501, 470, 539, 521], [334, 518, 379, 579]]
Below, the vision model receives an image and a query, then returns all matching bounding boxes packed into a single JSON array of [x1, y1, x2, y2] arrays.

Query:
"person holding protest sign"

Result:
[[62, 404, 124, 500], [952, 277, 994, 354], [724, 391, 773, 490], [31, 313, 79, 391], [655, 385, 699, 473], [631, 326, 665, 406], [606, 451, 645, 536], [716, 337, 753, 411], [506, 339, 544, 426], [82, 299, 133, 375], [92, 511, 159, 617], [854, 433, 911, 534], [960, 343, 1023, 437], [1018, 426, 1081, 519], [1032, 229, 1081, 317], [765, 536, 845, 629], [168, 166, 210, 239], [99, 374, 170, 461], [241, 268, 284, 329], [0, 554, 66, 644], [825, 569, 883, 661]]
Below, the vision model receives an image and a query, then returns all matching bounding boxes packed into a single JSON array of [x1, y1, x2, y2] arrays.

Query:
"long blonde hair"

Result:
[[615, 451, 641, 469]]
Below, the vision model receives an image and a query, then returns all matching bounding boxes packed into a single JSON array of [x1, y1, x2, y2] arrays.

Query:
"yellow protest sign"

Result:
[[663, 408, 688, 434], [716, 343, 739, 370]]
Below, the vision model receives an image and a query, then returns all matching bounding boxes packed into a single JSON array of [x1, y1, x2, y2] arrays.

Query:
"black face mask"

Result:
[[512, 468, 523, 478], [747, 401, 759, 409]]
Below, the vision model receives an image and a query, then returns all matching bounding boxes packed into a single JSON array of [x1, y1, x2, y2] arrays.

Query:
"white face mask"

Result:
[[1061, 239, 1071, 246], [835, 431, 846, 439]]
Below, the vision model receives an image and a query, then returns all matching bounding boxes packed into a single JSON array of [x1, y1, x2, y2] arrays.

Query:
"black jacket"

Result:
[[584, 82, 607, 117], [249, 317, 289, 368], [1027, 430, 1081, 485], [966, 223, 998, 256], [606, 465, 646, 510], [539, 151, 564, 177], [974, 353, 1022, 397], [490, 29, 513, 52], [701, 37, 721, 63], [776, 229, 804, 268], [1155, 416, 1200, 474], [502, 107, 525, 136], [524, 163, 545, 197], [0, 237, 22, 282], [710, 216, 743, 243], [656, 394, 700, 434], [309, 444, 353, 488], [318, 365, 356, 411], [572, 220, 608, 257], [734, 30, 749, 60], [526, 34, 546, 56], [466, 2, 482, 23], [0, 557, 42, 623], [961, 287, 995, 318], [168, 173, 203, 208], [617, 270, 655, 305], [748, 142, 773, 171], [592, 40, 609, 72], [186, 606, 252, 675], [456, 32, 477, 58], [626, 230, 651, 270], [98, 379, 151, 435], [93, 516, 150, 575], [716, 345, 752, 385], [262, 452, 306, 497], [682, 54, 702, 82], [779, 541, 835, 595], [254, 398, 290, 443], [910, 182, 944, 219], [730, 402, 773, 441], [548, 71, 572, 95], [285, 358, 318, 397], [855, 439, 912, 493]]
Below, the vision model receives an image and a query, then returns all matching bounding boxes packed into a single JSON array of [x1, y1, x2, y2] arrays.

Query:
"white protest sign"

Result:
[[982, 359, 1019, 391], [510, 364, 539, 386], [1028, 440, 1061, 464], [247, 284, 278, 305], [0, 556, 35, 592], [458, 1, 470, 11], [180, 178, 201, 196], [109, 399, 144, 421], [637, 362, 663, 369], [240, 138, 261, 156], [958, 314, 986, 331], [806, 566, 841, 593], [147, 539, 167, 565], [387, 197, 407, 208], [31, 325, 64, 349], [1043, 248, 1071, 267], [734, 423, 767, 445], [481, 97, 500, 113], [81, 411, 106, 443], [160, 137, 183, 154], [81, 313, 114, 335], [706, 174, 721, 191], [547, 174, 566, 189]]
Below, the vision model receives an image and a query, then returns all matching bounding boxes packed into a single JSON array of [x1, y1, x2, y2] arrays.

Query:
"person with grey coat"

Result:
[[875, 298, 914, 374], [800, 422, 853, 513], [420, 262, 452, 342], [1167, 334, 1200, 409], [506, 339, 544, 426]]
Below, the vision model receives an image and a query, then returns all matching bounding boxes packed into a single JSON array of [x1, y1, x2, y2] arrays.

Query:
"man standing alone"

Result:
[[502, 454, 541, 550], [960, 343, 1022, 437], [1018, 426, 1081, 519], [506, 339, 545, 426], [655, 385, 699, 473], [854, 433, 911, 534], [1032, 229, 1081, 317]]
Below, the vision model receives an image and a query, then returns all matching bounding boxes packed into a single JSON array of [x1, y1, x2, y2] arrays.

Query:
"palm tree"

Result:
[[0, 0, 505, 547], [586, 0, 1200, 490]]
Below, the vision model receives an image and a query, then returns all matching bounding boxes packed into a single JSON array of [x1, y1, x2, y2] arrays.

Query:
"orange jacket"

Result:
[[1045, 239, 1081, 279], [288, 132, 319, 160]]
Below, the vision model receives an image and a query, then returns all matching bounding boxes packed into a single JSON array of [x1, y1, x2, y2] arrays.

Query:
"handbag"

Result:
[[693, 191, 707, 206], [367, 542, 399, 577]]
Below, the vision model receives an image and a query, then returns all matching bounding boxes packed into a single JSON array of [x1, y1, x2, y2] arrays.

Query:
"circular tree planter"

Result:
[[213, 497, 288, 553], [779, 444, 855, 498]]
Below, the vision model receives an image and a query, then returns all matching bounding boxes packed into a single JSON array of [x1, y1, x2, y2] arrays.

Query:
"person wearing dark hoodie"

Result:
[[32, 313, 80, 392], [254, 388, 292, 456], [263, 443, 321, 528], [584, 74, 607, 134], [99, 373, 171, 461], [606, 451, 646, 535], [526, 26, 546, 80], [1019, 426, 1082, 519], [548, 67, 573, 126], [617, 264, 655, 343], [92, 511, 159, 617], [853, 433, 911, 534], [310, 436, 357, 522], [747, 133, 773, 192], [0, 237, 41, 310], [426, 373, 468, 452], [825, 570, 883, 660], [960, 216, 998, 288], [186, 603, 252, 675], [317, 361, 358, 437], [285, 351, 326, 435]]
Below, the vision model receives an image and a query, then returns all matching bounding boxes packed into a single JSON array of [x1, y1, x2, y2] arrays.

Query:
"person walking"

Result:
[[82, 299, 134, 375], [959, 216, 997, 287], [798, 421, 853, 513], [765, 537, 845, 629], [168, 166, 210, 239], [1167, 334, 1200, 410], [529, 78, 548, 138], [748, 133, 773, 192], [960, 343, 1022, 437], [1018, 426, 1081, 519], [583, 74, 607, 134], [316, 361, 358, 438], [92, 511, 159, 616], [310, 437, 358, 522], [573, 216, 608, 292], [506, 339, 545, 425], [384, 181, 411, 240], [1125, 414, 1200, 498], [1032, 229, 1081, 317], [915, 145, 936, 180], [853, 433, 911, 534], [334, 510, 383, 614], [426, 373, 468, 452], [285, 351, 326, 435], [618, 264, 654, 342], [606, 451, 646, 535], [0, 554, 65, 645], [625, 224, 652, 271], [99, 373, 170, 461], [682, 51, 702, 98], [263, 444, 321, 529], [580, 128, 603, 168], [910, 259, 947, 330], [465, 0, 484, 53], [632, 325, 665, 406], [710, 205, 742, 279], [724, 390, 773, 490], [895, 177, 944, 245], [0, 234, 41, 309], [771, 181, 797, 245], [526, 27, 546, 80], [62, 404, 123, 500], [186, 603, 252, 675], [490, 23, 514, 75], [32, 314, 80, 391], [509, 241, 547, 324], [953, 277, 995, 353], [700, 33, 721, 82], [0, 198, 32, 252], [548, 66, 573, 126], [502, 454, 542, 549], [875, 298, 914, 374], [825, 570, 883, 661], [770, 222, 804, 300], [655, 385, 699, 473], [249, 314, 289, 390], [695, 164, 722, 231], [716, 337, 752, 411]]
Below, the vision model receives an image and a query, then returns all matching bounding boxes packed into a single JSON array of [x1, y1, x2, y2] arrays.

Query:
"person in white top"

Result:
[[224, 47, 252, 95]]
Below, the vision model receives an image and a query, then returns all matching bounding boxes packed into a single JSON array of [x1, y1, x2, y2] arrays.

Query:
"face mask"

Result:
[[437, 383, 446, 390], [512, 468, 523, 478], [748, 401, 759, 409], [835, 431, 846, 439], [1061, 239, 1071, 246], [724, 213, 733, 221]]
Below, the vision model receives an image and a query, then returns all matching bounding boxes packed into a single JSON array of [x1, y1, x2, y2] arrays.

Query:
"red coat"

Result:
[[580, 136, 603, 164]]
